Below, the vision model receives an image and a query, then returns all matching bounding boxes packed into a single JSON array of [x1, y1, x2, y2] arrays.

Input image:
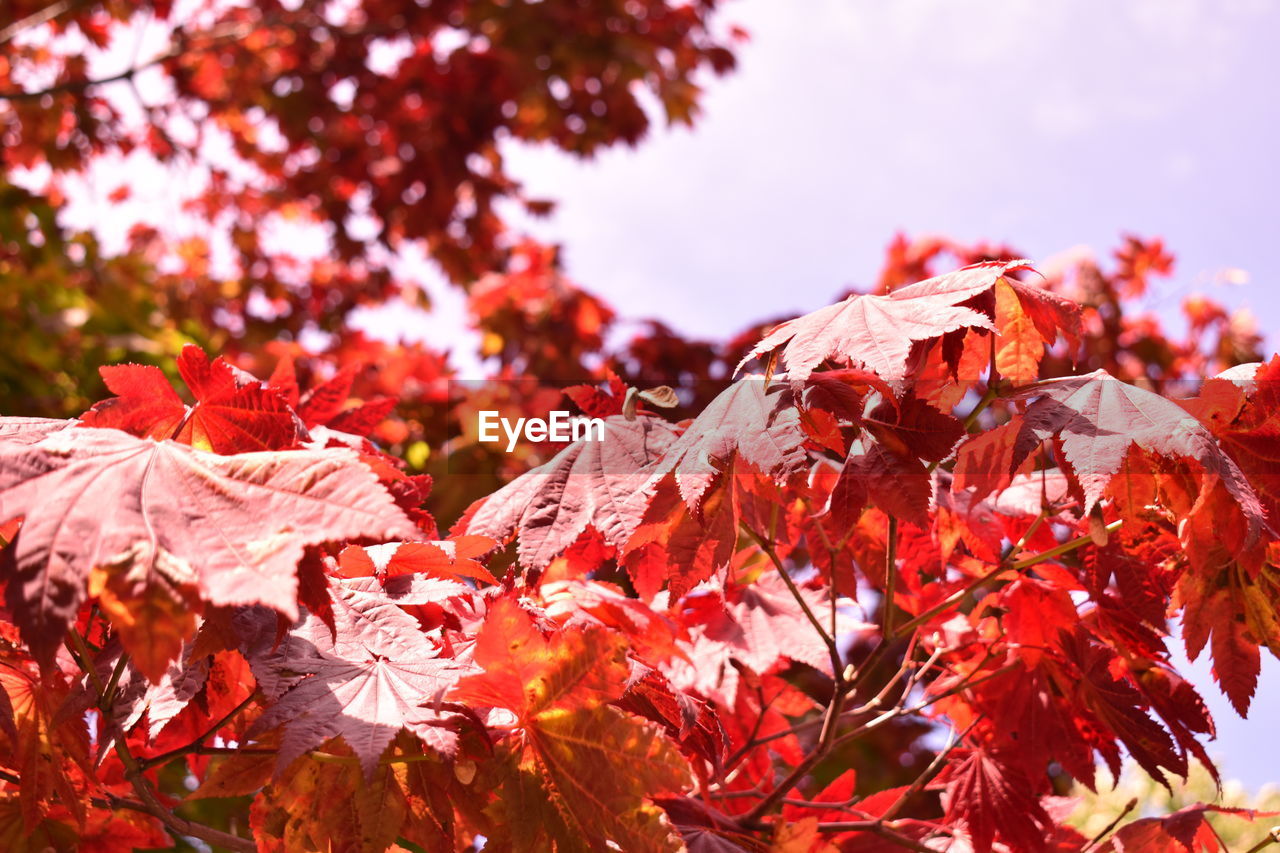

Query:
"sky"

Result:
[[488, 0, 1280, 791]]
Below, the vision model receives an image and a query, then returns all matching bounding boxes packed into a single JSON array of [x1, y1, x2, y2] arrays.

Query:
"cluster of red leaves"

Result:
[[1, 255, 1277, 852]]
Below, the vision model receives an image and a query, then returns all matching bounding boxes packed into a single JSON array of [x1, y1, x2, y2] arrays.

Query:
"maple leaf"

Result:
[[1107, 804, 1275, 852], [0, 419, 72, 444], [0, 424, 419, 668], [247, 576, 471, 778], [825, 442, 933, 530], [451, 597, 629, 717], [455, 414, 678, 571], [648, 379, 807, 508], [1181, 356, 1280, 520], [615, 663, 727, 771], [1176, 560, 1280, 717], [281, 360, 398, 438], [453, 599, 690, 852], [938, 746, 1053, 853], [247, 744, 418, 853], [338, 537, 498, 586], [993, 277, 1048, 383], [660, 574, 864, 707], [1061, 631, 1187, 783], [890, 257, 1078, 348], [623, 474, 740, 601], [736, 288, 992, 386], [996, 370, 1266, 533], [737, 261, 1050, 385], [80, 346, 302, 453], [862, 392, 965, 463]]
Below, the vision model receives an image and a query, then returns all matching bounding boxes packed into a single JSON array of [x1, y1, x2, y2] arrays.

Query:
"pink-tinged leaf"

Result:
[[247, 577, 471, 778], [113, 642, 212, 738], [661, 575, 865, 707], [0, 418, 72, 444], [723, 571, 864, 677], [863, 393, 965, 463], [0, 424, 419, 667], [891, 258, 1078, 345], [735, 291, 993, 386], [456, 415, 678, 571], [1014, 370, 1265, 530], [826, 443, 933, 529], [886, 259, 1034, 304], [650, 379, 807, 508]]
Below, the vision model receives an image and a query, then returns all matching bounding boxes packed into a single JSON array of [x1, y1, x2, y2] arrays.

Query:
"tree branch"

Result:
[[67, 630, 256, 853], [741, 522, 841, 677], [0, 0, 91, 46], [0, 21, 252, 102], [139, 692, 257, 771], [892, 518, 1123, 639]]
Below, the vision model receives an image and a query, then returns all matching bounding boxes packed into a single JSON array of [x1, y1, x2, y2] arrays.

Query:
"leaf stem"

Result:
[[962, 386, 999, 433]]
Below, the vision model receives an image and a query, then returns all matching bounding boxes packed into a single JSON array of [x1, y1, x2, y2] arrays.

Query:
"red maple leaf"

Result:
[[736, 261, 1042, 384], [455, 415, 678, 571], [80, 345, 302, 453], [1106, 803, 1275, 852], [0, 424, 418, 671], [649, 379, 807, 508], [246, 575, 472, 778], [937, 746, 1053, 853]]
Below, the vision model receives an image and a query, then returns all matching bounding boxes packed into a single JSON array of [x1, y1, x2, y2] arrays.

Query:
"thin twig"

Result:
[[1081, 797, 1137, 852], [0, 0, 89, 46], [139, 693, 257, 771], [68, 630, 256, 853], [882, 516, 899, 637], [811, 820, 943, 853], [0, 21, 252, 102], [741, 522, 841, 677], [1244, 829, 1280, 853], [879, 717, 982, 823]]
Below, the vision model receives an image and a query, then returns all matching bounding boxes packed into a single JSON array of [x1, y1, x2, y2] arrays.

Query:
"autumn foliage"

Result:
[[2, 246, 1278, 851], [3, 3, 1280, 853]]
